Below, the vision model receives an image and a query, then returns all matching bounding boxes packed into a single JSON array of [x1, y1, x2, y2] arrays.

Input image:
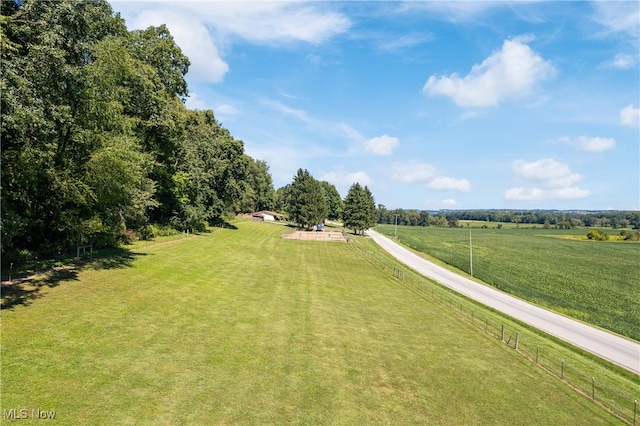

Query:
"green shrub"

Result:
[[586, 229, 608, 241], [149, 224, 179, 237], [620, 230, 640, 241]]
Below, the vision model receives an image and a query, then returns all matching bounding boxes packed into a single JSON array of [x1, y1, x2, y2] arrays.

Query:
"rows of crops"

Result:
[[375, 224, 640, 341]]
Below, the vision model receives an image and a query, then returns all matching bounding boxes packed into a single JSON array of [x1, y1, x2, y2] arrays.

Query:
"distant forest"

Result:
[[376, 206, 640, 230]]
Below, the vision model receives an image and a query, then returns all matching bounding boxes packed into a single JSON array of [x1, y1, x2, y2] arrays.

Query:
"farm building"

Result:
[[252, 211, 285, 222]]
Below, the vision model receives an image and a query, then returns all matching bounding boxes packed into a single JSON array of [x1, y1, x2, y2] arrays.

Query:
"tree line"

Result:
[[1, 0, 276, 264], [0, 0, 378, 265], [275, 169, 376, 235], [376, 207, 640, 230]]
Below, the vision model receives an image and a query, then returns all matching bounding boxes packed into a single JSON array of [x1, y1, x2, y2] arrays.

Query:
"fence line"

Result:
[[282, 231, 348, 242], [347, 238, 639, 425]]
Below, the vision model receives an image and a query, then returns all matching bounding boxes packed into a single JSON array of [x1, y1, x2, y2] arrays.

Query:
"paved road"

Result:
[[366, 229, 640, 375]]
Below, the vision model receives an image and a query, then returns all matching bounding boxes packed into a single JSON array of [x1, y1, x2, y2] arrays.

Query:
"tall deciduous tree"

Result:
[[320, 181, 343, 221], [275, 184, 293, 215], [342, 183, 376, 235], [171, 109, 250, 230], [0, 0, 275, 264], [239, 159, 276, 213], [288, 169, 327, 229], [1, 0, 132, 254]]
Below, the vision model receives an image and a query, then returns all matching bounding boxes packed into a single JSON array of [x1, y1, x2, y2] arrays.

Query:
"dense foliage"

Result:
[[377, 206, 640, 230], [287, 169, 327, 229], [342, 183, 376, 235], [0, 0, 274, 264], [321, 181, 343, 221], [275, 173, 343, 227]]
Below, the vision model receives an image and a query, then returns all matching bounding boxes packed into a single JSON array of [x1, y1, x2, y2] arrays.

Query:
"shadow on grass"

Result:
[[209, 218, 238, 230], [1, 249, 145, 310]]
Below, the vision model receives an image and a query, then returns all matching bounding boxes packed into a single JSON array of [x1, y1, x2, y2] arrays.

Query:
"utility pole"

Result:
[[394, 214, 398, 238], [469, 230, 473, 277]]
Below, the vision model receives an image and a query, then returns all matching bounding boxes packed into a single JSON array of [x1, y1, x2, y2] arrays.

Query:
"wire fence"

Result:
[[348, 237, 639, 425], [282, 230, 349, 242]]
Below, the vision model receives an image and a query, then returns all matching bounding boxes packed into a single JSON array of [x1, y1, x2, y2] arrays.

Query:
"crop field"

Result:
[[375, 224, 640, 341], [1, 220, 626, 424]]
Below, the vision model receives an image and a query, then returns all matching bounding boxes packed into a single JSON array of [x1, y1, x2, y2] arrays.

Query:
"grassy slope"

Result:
[[376, 225, 640, 341], [1, 221, 622, 424]]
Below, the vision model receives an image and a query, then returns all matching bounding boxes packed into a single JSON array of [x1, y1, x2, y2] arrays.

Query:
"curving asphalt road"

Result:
[[366, 229, 640, 375]]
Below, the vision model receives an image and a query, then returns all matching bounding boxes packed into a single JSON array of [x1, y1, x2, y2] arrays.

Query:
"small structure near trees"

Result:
[[252, 211, 285, 222]]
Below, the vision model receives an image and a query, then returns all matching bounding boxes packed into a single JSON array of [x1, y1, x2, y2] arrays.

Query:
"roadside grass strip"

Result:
[[352, 233, 639, 425], [375, 224, 640, 342]]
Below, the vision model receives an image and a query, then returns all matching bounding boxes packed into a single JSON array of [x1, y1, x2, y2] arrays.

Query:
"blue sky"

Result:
[[110, 1, 639, 211]]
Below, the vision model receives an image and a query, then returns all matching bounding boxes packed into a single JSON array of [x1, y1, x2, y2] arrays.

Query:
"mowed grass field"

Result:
[[1, 220, 624, 424], [376, 224, 640, 341]]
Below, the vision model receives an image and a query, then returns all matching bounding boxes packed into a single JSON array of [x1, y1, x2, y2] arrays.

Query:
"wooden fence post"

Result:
[[536, 346, 539, 364], [633, 399, 637, 425], [500, 324, 504, 341]]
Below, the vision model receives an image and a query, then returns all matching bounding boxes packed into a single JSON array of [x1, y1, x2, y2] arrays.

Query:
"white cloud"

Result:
[[427, 177, 471, 192], [391, 161, 437, 183], [591, 2, 640, 37], [400, 2, 499, 23], [320, 171, 372, 194], [262, 100, 312, 123], [555, 136, 616, 152], [505, 187, 590, 202], [189, 2, 351, 45], [505, 158, 589, 202], [423, 37, 555, 107], [390, 161, 470, 192], [214, 104, 240, 122], [215, 104, 239, 116], [127, 8, 229, 83], [185, 92, 209, 110], [364, 134, 400, 156], [377, 33, 434, 51], [620, 104, 640, 128], [591, 3, 639, 71], [605, 53, 638, 69], [244, 143, 305, 187], [512, 158, 582, 188], [114, 2, 350, 83], [575, 136, 615, 152], [424, 198, 459, 209], [339, 123, 365, 142]]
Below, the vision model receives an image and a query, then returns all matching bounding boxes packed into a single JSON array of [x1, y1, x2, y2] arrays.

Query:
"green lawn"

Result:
[[1, 220, 625, 424], [376, 224, 640, 341]]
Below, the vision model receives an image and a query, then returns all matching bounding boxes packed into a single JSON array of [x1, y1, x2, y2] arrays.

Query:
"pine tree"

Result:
[[289, 169, 327, 229], [343, 183, 376, 235]]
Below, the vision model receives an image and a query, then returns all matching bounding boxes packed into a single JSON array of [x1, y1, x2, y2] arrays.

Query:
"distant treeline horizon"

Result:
[[375, 206, 640, 229]]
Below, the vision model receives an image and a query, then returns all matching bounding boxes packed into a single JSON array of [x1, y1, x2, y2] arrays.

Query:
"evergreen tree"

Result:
[[343, 183, 376, 235], [288, 169, 327, 229]]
